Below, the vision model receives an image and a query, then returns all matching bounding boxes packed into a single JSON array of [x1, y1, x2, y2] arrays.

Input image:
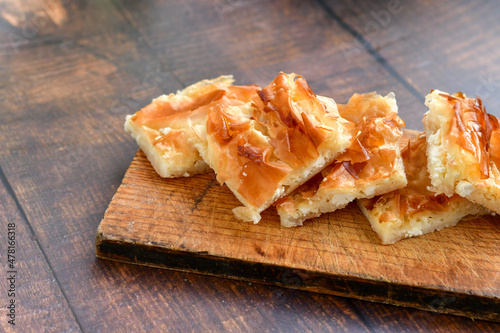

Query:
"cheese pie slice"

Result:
[[423, 90, 500, 214], [125, 76, 259, 178], [276, 92, 407, 227], [193, 72, 353, 223], [357, 135, 491, 244]]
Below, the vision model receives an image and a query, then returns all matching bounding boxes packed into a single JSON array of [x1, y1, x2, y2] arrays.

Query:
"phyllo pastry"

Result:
[[125, 76, 259, 178], [423, 90, 500, 214], [357, 135, 491, 244], [276, 92, 407, 227], [193, 72, 353, 223]]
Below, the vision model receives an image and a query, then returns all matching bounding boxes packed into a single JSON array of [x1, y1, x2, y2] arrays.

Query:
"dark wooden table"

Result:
[[1, 0, 500, 331]]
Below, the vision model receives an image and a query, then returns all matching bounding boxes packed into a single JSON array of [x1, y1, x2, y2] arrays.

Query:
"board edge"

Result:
[[96, 231, 500, 323]]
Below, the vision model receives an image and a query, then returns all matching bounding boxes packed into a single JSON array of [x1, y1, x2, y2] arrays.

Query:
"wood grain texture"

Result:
[[114, 0, 427, 128], [2, 0, 500, 331], [97, 130, 500, 322], [0, 0, 411, 331], [323, 0, 500, 119], [0, 173, 80, 332]]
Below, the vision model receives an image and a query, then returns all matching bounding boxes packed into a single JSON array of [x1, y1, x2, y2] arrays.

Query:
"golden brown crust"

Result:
[[203, 72, 352, 222], [491, 127, 500, 170], [275, 92, 406, 227], [131, 89, 225, 129], [132, 85, 260, 133], [251, 73, 327, 167], [438, 92, 499, 179], [124, 76, 260, 178], [207, 105, 293, 208], [423, 90, 500, 214], [357, 135, 491, 244], [361, 136, 461, 221], [329, 93, 405, 184]]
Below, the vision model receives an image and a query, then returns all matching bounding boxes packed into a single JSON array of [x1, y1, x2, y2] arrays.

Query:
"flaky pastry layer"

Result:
[[194, 72, 352, 223], [124, 76, 259, 178], [423, 90, 500, 214], [357, 135, 491, 244], [276, 92, 407, 227]]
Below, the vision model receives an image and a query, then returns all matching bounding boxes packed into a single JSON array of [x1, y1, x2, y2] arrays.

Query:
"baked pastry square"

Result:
[[357, 135, 491, 244], [276, 92, 407, 227], [193, 72, 353, 223], [423, 90, 500, 214], [125, 76, 259, 177]]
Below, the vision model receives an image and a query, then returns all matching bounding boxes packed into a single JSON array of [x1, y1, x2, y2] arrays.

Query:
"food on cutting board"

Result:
[[276, 92, 407, 227], [357, 135, 491, 244], [124, 73, 500, 244], [192, 72, 353, 223], [423, 90, 500, 214], [124, 75, 259, 178]]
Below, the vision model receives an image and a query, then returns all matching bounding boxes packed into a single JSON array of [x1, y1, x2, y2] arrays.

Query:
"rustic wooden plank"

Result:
[[0, 0, 385, 331], [313, 1, 500, 326], [97, 130, 500, 322], [2, 0, 499, 331], [0, 171, 81, 332], [323, 0, 500, 119]]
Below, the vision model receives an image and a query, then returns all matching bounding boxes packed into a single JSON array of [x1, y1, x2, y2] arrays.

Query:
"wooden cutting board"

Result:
[[96, 129, 500, 321]]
